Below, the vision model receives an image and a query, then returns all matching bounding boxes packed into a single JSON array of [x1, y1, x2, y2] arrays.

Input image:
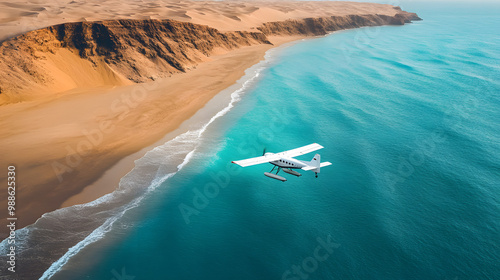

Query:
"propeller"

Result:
[[262, 147, 267, 156]]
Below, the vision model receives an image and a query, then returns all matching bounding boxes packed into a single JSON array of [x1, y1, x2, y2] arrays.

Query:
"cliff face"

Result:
[[0, 12, 420, 103], [0, 19, 270, 99], [257, 12, 422, 36], [52, 20, 271, 79]]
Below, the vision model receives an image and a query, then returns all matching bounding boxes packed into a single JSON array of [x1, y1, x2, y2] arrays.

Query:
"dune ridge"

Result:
[[0, 0, 419, 42], [0, 11, 420, 104]]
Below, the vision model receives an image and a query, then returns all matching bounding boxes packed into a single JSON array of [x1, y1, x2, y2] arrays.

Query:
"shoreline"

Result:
[[29, 36, 310, 280], [0, 35, 303, 229], [58, 35, 305, 208]]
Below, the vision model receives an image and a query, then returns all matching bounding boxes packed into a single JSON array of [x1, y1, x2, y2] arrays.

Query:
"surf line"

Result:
[[39, 46, 272, 280]]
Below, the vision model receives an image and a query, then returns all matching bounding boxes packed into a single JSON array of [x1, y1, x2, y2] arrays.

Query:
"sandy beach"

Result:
[[59, 35, 304, 208], [0, 0, 420, 230], [0, 35, 299, 229]]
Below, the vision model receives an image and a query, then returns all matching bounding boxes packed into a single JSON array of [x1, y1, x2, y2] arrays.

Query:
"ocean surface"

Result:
[[1, 1, 499, 279]]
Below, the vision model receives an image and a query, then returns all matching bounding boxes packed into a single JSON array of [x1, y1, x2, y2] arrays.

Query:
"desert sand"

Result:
[[0, 0, 420, 229], [0, 0, 405, 42]]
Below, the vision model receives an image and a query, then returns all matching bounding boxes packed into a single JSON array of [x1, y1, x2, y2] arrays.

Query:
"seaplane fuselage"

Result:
[[265, 153, 308, 169]]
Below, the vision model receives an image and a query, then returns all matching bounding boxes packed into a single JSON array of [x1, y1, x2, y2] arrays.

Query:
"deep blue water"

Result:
[[48, 2, 499, 280]]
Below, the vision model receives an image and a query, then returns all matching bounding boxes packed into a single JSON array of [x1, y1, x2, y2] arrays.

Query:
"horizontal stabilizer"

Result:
[[320, 162, 332, 167], [302, 161, 332, 171]]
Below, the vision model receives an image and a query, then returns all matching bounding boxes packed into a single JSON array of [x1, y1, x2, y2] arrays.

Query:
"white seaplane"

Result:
[[232, 143, 332, 182]]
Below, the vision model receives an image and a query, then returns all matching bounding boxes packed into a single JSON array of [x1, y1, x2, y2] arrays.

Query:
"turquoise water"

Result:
[[45, 2, 499, 280]]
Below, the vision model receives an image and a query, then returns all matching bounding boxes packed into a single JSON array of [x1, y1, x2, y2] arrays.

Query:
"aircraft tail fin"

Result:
[[301, 154, 332, 177], [310, 154, 321, 168], [310, 153, 321, 174]]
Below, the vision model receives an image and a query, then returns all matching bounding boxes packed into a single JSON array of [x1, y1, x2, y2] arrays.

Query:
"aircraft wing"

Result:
[[232, 143, 324, 167], [232, 154, 282, 167], [279, 143, 324, 158]]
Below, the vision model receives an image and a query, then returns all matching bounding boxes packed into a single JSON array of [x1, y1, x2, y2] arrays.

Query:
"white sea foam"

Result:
[[31, 46, 279, 280]]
